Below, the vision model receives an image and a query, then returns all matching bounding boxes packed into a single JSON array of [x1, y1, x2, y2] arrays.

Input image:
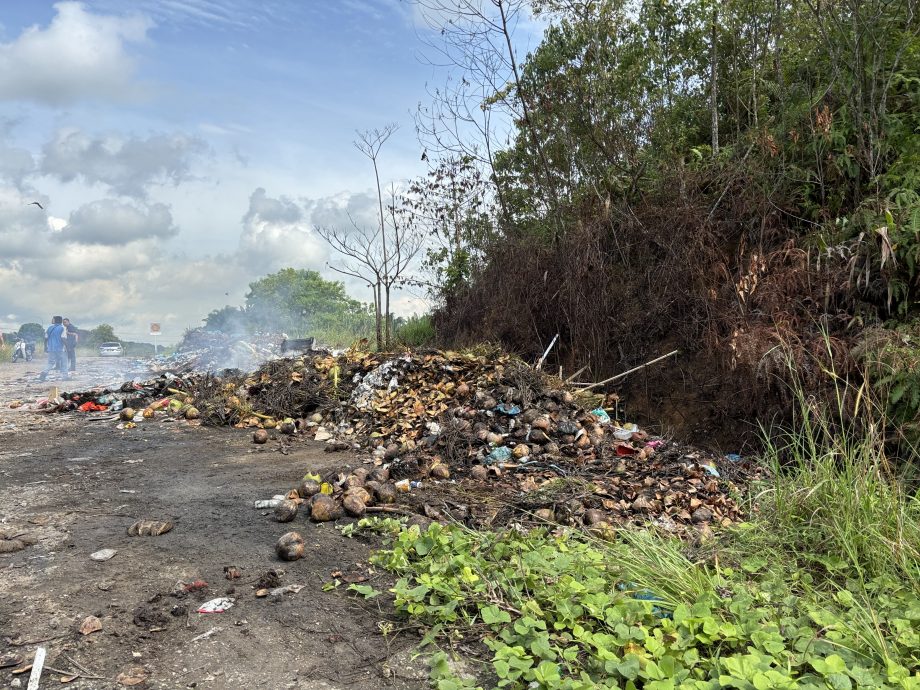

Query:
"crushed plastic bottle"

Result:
[[395, 479, 423, 492]]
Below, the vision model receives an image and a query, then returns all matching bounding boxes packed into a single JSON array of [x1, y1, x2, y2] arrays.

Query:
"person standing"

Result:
[[38, 316, 69, 381], [62, 318, 78, 373]]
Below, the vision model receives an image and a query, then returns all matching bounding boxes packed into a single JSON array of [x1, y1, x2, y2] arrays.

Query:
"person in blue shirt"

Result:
[[38, 316, 70, 381]]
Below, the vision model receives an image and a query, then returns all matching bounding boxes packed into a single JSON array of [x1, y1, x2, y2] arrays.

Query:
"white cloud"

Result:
[[0, 2, 152, 105], [0, 185, 54, 263], [41, 128, 207, 197], [238, 187, 328, 274], [0, 182, 423, 341], [63, 199, 178, 245]]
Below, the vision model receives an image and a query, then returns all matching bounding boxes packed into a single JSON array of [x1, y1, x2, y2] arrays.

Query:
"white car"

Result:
[[98, 342, 124, 357]]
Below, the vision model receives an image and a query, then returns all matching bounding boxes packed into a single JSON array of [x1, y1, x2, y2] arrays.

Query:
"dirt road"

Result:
[[0, 358, 427, 689]]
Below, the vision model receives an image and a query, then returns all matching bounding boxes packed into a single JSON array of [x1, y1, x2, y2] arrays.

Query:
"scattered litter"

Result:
[[485, 446, 512, 465], [26, 646, 45, 690], [253, 496, 284, 509], [115, 666, 148, 686], [196, 597, 234, 614], [190, 627, 221, 642], [79, 616, 103, 635], [701, 463, 721, 477], [89, 548, 117, 562], [174, 579, 208, 595], [268, 584, 304, 596], [127, 519, 173, 537], [590, 408, 611, 424]]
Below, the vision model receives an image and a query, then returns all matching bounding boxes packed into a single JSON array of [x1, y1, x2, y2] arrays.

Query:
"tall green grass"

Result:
[[589, 349, 920, 670], [396, 314, 436, 348]]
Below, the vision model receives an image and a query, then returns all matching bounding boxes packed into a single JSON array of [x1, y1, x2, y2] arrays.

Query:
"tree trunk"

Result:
[[384, 285, 391, 350], [711, 7, 719, 156], [374, 282, 383, 351]]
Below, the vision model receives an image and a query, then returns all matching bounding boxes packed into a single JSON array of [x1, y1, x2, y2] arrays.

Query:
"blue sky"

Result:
[[0, 0, 493, 341]]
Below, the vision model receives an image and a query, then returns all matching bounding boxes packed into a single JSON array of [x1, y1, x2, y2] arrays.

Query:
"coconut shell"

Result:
[[276, 531, 305, 561], [528, 429, 550, 444], [543, 442, 560, 456], [297, 479, 321, 498], [352, 467, 369, 483], [142, 407, 155, 419], [520, 408, 539, 424], [184, 407, 200, 420], [253, 429, 269, 444], [346, 487, 372, 505], [280, 418, 296, 435], [345, 474, 364, 489], [456, 382, 470, 396], [310, 495, 342, 522], [583, 509, 607, 526], [274, 499, 299, 522], [119, 407, 136, 422], [374, 483, 397, 504], [430, 464, 450, 480], [589, 521, 616, 540], [470, 465, 488, 481], [369, 467, 390, 483], [512, 444, 531, 459], [343, 495, 366, 517]]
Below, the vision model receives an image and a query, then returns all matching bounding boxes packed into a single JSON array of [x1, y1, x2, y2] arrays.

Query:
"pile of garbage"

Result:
[[240, 347, 753, 533], [23, 345, 756, 532]]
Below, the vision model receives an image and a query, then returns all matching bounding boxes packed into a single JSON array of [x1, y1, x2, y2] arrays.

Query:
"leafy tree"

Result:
[[87, 324, 119, 346], [245, 268, 366, 337], [203, 306, 248, 333], [402, 155, 494, 300], [18, 323, 44, 341]]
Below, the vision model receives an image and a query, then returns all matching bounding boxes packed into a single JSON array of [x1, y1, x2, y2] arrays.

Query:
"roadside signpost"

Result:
[[150, 322, 161, 355]]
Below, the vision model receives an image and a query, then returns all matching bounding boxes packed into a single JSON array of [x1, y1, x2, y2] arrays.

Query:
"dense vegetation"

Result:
[[402, 0, 920, 444]]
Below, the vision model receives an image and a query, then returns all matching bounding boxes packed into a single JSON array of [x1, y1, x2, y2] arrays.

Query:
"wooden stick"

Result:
[[364, 506, 414, 516], [26, 647, 45, 690], [564, 365, 588, 383], [535, 333, 559, 371], [580, 350, 680, 391]]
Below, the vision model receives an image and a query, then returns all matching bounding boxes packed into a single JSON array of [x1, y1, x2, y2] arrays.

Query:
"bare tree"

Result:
[[316, 216, 386, 350], [412, 0, 564, 236], [319, 126, 424, 350]]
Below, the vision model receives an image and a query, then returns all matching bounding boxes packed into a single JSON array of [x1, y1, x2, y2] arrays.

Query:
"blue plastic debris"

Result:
[[590, 408, 611, 424], [494, 403, 521, 416], [484, 446, 512, 465], [617, 581, 672, 618], [725, 453, 742, 462]]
